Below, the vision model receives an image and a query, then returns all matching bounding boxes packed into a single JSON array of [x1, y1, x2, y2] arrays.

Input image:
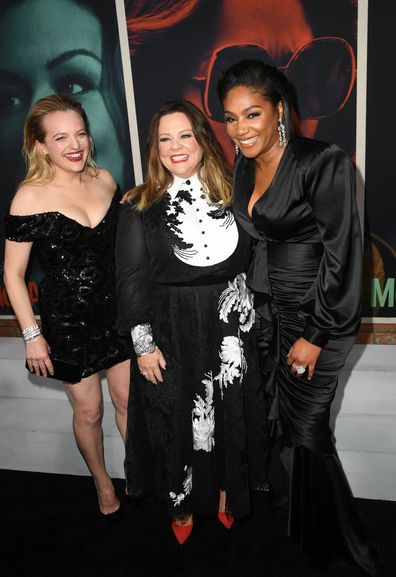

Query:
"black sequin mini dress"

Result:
[[5, 192, 129, 378]]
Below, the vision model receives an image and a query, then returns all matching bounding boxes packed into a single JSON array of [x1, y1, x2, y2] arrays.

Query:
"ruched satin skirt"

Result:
[[255, 242, 379, 575]]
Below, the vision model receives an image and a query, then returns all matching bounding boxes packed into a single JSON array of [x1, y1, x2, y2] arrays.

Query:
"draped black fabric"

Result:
[[233, 136, 363, 348], [232, 136, 379, 575]]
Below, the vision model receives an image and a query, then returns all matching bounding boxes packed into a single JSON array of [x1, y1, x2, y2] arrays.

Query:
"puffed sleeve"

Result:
[[299, 145, 363, 347], [115, 202, 152, 336]]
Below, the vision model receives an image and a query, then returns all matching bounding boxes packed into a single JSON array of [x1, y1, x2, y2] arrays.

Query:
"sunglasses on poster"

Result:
[[192, 37, 356, 122]]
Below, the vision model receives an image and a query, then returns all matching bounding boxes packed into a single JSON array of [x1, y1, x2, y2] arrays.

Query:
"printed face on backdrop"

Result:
[[182, 0, 356, 164], [0, 0, 125, 204], [158, 112, 203, 180]]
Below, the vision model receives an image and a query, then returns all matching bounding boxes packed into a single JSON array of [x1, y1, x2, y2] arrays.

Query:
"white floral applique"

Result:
[[218, 273, 255, 332], [192, 372, 215, 452], [169, 465, 192, 507], [215, 335, 247, 398]]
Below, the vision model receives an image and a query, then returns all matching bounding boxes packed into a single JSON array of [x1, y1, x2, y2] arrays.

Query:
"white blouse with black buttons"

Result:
[[115, 172, 253, 346], [166, 174, 238, 266]]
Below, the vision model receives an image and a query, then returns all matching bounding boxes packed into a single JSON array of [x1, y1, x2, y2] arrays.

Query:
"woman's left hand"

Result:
[[137, 347, 166, 385], [287, 337, 322, 380]]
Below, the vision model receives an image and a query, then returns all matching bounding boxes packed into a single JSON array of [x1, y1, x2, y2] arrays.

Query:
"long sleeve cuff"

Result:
[[302, 323, 329, 348], [131, 323, 157, 356]]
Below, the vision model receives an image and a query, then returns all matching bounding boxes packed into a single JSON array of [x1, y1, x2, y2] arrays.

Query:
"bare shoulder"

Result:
[[85, 168, 117, 201], [98, 168, 117, 192], [9, 184, 45, 216]]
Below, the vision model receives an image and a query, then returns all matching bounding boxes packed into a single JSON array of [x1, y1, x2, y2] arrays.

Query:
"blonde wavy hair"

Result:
[[128, 99, 232, 211], [19, 94, 98, 188]]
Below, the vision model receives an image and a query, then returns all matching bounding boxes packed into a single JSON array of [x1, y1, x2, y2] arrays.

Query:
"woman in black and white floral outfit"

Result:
[[115, 100, 267, 544]]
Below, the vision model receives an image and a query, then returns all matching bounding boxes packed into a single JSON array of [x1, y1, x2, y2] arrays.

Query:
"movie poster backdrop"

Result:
[[126, 0, 357, 155], [0, 0, 133, 315], [363, 0, 396, 318], [124, 0, 394, 320], [1, 0, 395, 321]]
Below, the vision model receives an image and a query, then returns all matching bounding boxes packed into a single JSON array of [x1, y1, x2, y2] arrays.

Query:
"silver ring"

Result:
[[141, 371, 148, 376], [292, 363, 305, 375], [31, 362, 39, 367]]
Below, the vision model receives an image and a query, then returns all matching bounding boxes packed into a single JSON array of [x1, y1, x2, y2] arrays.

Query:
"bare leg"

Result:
[[106, 359, 130, 442], [218, 490, 227, 513], [64, 373, 119, 515], [218, 490, 234, 528]]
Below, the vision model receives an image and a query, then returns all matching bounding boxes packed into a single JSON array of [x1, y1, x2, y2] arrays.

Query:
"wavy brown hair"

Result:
[[128, 99, 232, 210], [19, 94, 98, 188]]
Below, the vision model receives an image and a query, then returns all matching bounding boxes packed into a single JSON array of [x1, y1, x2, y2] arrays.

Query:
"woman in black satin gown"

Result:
[[217, 60, 379, 575], [3, 94, 130, 518]]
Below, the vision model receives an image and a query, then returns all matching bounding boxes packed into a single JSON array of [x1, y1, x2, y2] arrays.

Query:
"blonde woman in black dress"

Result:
[[4, 94, 130, 518], [217, 60, 379, 575]]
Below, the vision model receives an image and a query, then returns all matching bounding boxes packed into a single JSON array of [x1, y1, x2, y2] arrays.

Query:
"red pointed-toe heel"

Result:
[[171, 521, 193, 545], [217, 511, 234, 529]]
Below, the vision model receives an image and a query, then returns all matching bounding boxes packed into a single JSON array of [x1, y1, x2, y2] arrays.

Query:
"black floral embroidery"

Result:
[[207, 206, 235, 228], [146, 193, 195, 258], [176, 189, 193, 204], [145, 183, 234, 262]]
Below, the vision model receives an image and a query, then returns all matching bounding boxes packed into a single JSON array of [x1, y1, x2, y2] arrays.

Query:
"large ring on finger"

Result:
[[31, 362, 39, 367], [141, 371, 148, 376], [292, 362, 305, 375]]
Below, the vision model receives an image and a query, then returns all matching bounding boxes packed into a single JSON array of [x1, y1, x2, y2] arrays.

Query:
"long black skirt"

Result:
[[255, 242, 380, 575], [124, 273, 267, 520]]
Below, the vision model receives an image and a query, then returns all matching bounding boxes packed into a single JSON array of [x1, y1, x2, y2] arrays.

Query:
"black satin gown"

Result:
[[233, 136, 379, 575], [5, 191, 129, 378]]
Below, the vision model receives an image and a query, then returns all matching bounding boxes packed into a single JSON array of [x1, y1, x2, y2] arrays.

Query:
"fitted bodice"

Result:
[[5, 191, 129, 376], [232, 136, 363, 347]]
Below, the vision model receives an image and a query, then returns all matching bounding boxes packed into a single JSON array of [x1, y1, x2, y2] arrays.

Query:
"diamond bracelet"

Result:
[[131, 323, 157, 356]]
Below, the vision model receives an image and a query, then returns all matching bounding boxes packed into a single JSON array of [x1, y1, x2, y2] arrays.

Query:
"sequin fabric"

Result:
[[5, 194, 129, 378]]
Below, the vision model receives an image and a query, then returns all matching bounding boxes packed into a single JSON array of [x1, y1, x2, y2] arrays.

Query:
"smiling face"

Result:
[[37, 109, 90, 176], [0, 0, 123, 188], [223, 85, 282, 160], [182, 0, 316, 163], [158, 112, 203, 179]]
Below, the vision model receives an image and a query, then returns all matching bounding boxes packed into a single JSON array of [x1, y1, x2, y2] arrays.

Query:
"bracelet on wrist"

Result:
[[131, 323, 157, 357], [22, 323, 39, 335], [139, 345, 157, 357], [22, 324, 41, 343], [24, 334, 42, 344]]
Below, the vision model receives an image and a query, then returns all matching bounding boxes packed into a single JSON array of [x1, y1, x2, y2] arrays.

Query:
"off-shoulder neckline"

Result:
[[8, 189, 118, 231]]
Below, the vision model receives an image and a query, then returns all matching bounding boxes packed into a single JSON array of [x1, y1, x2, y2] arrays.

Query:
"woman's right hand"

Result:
[[26, 336, 54, 377], [137, 348, 166, 384]]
